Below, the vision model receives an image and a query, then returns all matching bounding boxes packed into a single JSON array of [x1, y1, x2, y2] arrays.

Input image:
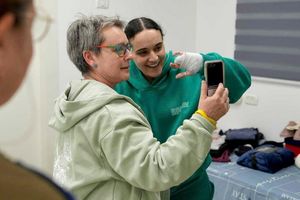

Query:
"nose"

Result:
[[148, 51, 158, 61]]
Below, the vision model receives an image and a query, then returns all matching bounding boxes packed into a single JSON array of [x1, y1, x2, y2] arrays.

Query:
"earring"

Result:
[[92, 63, 97, 68]]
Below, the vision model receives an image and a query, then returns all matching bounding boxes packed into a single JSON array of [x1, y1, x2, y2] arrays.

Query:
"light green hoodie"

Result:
[[49, 79, 215, 200]]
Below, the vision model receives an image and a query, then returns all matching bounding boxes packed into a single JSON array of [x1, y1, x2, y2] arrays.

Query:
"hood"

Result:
[[49, 79, 118, 132]]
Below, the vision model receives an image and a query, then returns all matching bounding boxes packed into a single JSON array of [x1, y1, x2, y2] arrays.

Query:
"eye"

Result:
[[114, 44, 124, 53], [136, 49, 149, 57], [154, 44, 163, 52]]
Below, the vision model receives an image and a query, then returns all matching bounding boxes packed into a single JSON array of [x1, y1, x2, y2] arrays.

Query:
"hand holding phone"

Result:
[[204, 60, 225, 96]]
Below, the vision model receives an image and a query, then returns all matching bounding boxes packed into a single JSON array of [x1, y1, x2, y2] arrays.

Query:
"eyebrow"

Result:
[[135, 42, 163, 53], [99, 42, 128, 47]]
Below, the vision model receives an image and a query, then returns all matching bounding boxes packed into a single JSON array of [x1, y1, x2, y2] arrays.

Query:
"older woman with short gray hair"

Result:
[[66, 15, 124, 74]]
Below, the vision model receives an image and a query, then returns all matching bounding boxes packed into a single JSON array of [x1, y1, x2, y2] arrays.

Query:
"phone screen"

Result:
[[206, 61, 224, 86]]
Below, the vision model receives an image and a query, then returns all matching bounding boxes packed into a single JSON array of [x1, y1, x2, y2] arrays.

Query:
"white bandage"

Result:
[[174, 52, 204, 74]]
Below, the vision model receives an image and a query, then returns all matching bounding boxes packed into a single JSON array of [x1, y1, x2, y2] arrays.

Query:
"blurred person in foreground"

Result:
[[0, 0, 74, 199]]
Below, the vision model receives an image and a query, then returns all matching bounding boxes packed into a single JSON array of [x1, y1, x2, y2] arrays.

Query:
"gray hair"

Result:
[[66, 15, 124, 74]]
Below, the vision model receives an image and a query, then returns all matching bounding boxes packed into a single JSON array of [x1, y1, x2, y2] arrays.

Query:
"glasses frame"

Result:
[[32, 6, 53, 42], [97, 43, 132, 57]]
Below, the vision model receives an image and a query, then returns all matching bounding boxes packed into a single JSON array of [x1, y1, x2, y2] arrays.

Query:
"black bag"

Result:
[[225, 128, 264, 150]]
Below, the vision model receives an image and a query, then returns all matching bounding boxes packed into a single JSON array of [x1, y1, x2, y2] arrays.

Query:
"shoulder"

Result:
[[114, 80, 130, 93], [201, 52, 223, 61], [84, 80, 117, 98], [165, 50, 175, 63], [0, 153, 74, 200], [104, 96, 150, 128], [105, 95, 145, 117]]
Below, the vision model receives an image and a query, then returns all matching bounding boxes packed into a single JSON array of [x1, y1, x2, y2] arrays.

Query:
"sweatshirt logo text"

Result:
[[170, 102, 189, 116]]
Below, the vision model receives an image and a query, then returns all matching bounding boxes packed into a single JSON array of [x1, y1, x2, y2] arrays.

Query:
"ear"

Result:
[[0, 13, 15, 47], [82, 50, 97, 69]]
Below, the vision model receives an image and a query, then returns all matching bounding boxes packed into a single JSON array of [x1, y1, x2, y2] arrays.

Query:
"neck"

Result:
[[83, 72, 115, 88], [144, 75, 154, 83]]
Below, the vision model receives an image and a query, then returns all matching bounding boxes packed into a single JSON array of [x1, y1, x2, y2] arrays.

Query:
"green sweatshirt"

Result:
[[115, 51, 252, 200], [49, 80, 216, 200]]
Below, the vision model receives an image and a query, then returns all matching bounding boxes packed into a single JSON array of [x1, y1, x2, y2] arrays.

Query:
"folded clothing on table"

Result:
[[237, 145, 295, 173]]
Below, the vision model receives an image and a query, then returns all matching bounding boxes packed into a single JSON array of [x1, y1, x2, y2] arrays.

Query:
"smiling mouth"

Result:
[[146, 61, 160, 68]]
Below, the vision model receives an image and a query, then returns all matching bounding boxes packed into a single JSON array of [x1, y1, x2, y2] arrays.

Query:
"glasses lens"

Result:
[[115, 43, 132, 57], [126, 43, 133, 51], [32, 7, 53, 42], [98, 43, 132, 57], [113, 44, 126, 57]]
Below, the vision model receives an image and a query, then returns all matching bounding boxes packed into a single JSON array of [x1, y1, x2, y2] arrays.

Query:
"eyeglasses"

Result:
[[32, 6, 53, 42], [97, 43, 132, 57]]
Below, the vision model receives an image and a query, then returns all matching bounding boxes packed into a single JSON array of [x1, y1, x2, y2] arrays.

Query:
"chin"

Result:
[[151, 68, 163, 77], [122, 74, 130, 81]]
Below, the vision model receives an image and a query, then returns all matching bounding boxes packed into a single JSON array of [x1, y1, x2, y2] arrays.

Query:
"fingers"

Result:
[[226, 97, 230, 104], [198, 83, 230, 121], [211, 84, 230, 111], [175, 71, 193, 79], [225, 96, 230, 111], [221, 88, 230, 111], [201, 80, 208, 99], [170, 62, 180, 69], [214, 83, 225, 95], [175, 72, 185, 79], [222, 89, 229, 110], [222, 88, 229, 101], [185, 71, 193, 76]]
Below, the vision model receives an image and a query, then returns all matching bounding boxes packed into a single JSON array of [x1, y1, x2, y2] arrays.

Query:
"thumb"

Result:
[[201, 80, 208, 99]]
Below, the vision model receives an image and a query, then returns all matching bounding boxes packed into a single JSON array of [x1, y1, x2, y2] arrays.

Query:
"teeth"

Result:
[[147, 62, 159, 67]]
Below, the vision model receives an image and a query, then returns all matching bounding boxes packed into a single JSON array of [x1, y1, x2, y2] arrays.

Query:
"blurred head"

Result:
[[0, 0, 35, 106], [67, 15, 133, 87], [125, 17, 165, 82]]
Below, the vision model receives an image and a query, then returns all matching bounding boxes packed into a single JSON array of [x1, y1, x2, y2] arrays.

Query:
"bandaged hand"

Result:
[[170, 52, 204, 79]]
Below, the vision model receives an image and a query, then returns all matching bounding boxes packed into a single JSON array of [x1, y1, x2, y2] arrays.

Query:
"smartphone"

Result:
[[204, 60, 225, 96]]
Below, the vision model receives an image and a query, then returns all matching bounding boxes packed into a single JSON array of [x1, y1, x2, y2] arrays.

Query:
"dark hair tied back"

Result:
[[125, 17, 164, 40]]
